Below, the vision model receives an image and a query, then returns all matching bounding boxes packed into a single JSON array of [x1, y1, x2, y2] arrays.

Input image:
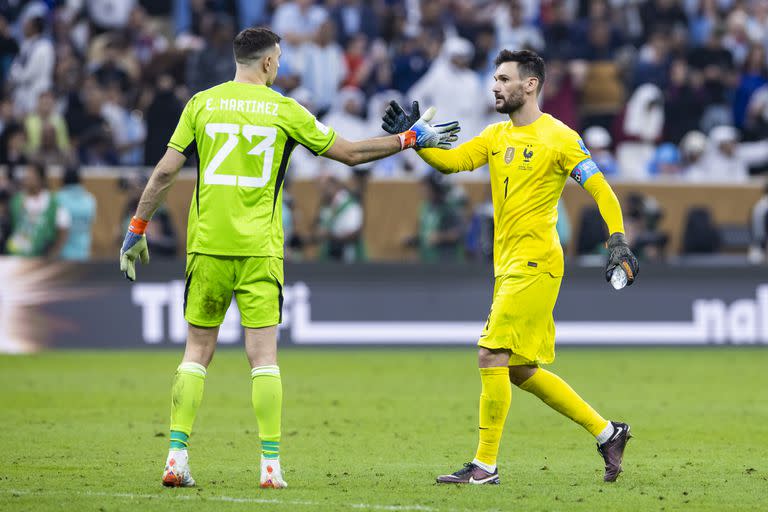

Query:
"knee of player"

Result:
[[477, 347, 510, 368], [509, 365, 538, 387]]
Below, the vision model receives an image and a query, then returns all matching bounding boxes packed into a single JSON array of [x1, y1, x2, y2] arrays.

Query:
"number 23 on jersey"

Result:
[[203, 123, 277, 189]]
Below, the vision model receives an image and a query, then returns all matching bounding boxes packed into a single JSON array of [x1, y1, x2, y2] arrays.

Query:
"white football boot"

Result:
[[162, 450, 196, 487], [260, 457, 288, 488]]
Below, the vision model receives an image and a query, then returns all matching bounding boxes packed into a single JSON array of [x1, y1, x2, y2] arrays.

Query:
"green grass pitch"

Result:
[[1, 347, 766, 511]]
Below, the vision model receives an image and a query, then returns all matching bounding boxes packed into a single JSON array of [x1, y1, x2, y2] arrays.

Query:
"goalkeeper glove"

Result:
[[382, 100, 460, 149], [120, 216, 150, 281], [605, 233, 639, 286]]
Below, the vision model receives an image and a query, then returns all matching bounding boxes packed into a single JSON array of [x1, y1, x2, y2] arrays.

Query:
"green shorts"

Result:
[[184, 253, 284, 329]]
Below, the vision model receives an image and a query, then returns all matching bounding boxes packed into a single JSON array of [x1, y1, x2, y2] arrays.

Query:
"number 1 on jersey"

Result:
[[504, 176, 509, 199], [203, 123, 277, 188]]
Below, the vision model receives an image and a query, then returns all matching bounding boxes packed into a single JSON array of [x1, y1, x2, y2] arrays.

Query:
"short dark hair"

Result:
[[494, 49, 546, 93], [28, 162, 47, 183], [28, 16, 45, 35], [233, 27, 281, 64], [63, 166, 81, 186]]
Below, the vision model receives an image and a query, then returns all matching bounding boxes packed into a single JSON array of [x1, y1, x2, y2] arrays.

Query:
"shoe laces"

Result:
[[454, 462, 475, 476]]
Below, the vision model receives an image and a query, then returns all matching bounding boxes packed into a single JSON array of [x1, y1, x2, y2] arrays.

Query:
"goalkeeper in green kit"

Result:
[[119, 27, 459, 489]]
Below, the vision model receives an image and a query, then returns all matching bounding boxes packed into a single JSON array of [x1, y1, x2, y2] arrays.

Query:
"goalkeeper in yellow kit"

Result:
[[383, 49, 639, 484]]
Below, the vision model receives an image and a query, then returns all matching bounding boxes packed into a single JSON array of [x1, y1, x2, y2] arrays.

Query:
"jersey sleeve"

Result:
[[559, 129, 600, 187], [584, 172, 624, 234], [168, 96, 198, 156], [417, 125, 492, 173], [282, 99, 337, 156]]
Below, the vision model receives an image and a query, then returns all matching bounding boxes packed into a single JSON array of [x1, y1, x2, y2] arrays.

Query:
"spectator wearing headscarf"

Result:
[[409, 37, 487, 145], [583, 126, 619, 178], [679, 130, 708, 179], [301, 20, 347, 116], [690, 125, 768, 182], [617, 83, 665, 180], [8, 16, 54, 114]]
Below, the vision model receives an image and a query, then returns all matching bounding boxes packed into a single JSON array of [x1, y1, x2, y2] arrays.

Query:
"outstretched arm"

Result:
[[325, 106, 460, 167], [381, 100, 485, 173], [416, 139, 488, 174], [323, 134, 405, 167]]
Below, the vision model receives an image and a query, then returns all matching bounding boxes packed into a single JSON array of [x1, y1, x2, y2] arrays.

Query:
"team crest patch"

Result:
[[523, 146, 534, 162], [504, 147, 515, 164]]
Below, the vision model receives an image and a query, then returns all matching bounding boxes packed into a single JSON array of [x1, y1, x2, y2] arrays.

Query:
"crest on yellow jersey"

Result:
[[504, 147, 515, 164]]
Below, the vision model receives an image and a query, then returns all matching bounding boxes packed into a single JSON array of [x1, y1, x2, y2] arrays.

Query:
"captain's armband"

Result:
[[570, 158, 600, 187]]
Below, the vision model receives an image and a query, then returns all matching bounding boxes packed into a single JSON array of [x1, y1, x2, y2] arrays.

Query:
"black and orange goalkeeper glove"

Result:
[[605, 233, 639, 286]]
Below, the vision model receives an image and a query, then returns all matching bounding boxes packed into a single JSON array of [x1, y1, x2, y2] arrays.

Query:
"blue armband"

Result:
[[570, 158, 600, 187]]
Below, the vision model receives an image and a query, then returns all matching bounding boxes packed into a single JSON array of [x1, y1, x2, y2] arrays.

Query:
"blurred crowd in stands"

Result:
[[0, 0, 767, 262], [2, 0, 768, 178]]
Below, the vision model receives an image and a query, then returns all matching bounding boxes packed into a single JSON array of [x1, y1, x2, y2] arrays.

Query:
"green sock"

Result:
[[169, 431, 189, 450], [261, 440, 280, 460], [251, 365, 282, 459], [169, 362, 207, 449]]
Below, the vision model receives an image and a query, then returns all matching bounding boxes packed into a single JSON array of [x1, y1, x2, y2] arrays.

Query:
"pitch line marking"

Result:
[[2, 488, 441, 511]]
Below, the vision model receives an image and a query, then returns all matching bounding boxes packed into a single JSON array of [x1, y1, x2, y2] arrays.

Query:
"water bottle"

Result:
[[610, 266, 627, 290]]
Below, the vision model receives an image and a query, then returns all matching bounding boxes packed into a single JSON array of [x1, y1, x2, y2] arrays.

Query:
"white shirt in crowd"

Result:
[[329, 189, 363, 239], [85, 0, 136, 29], [688, 141, 768, 182], [24, 191, 71, 230], [271, 1, 328, 38], [300, 42, 347, 113], [687, 125, 768, 182], [271, 1, 328, 65], [9, 35, 54, 114], [408, 43, 487, 145]]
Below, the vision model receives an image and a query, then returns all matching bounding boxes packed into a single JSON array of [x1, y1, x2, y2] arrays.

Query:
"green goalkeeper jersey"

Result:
[[168, 81, 336, 257]]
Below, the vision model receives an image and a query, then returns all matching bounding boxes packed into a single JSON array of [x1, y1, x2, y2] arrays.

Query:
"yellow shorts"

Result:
[[478, 272, 563, 366]]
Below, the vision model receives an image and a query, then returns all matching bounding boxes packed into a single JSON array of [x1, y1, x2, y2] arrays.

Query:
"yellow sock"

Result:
[[169, 362, 207, 438], [474, 367, 511, 467], [251, 365, 282, 459], [519, 368, 609, 437]]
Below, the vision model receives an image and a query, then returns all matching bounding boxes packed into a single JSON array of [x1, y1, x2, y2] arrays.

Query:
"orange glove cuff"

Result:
[[128, 216, 148, 235], [398, 130, 417, 149]]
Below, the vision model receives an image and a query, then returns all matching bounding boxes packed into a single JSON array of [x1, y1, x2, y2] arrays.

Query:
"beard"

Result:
[[495, 94, 524, 114], [495, 85, 526, 114]]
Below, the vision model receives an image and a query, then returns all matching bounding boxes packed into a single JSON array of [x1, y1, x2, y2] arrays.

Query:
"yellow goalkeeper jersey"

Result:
[[419, 113, 600, 278]]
